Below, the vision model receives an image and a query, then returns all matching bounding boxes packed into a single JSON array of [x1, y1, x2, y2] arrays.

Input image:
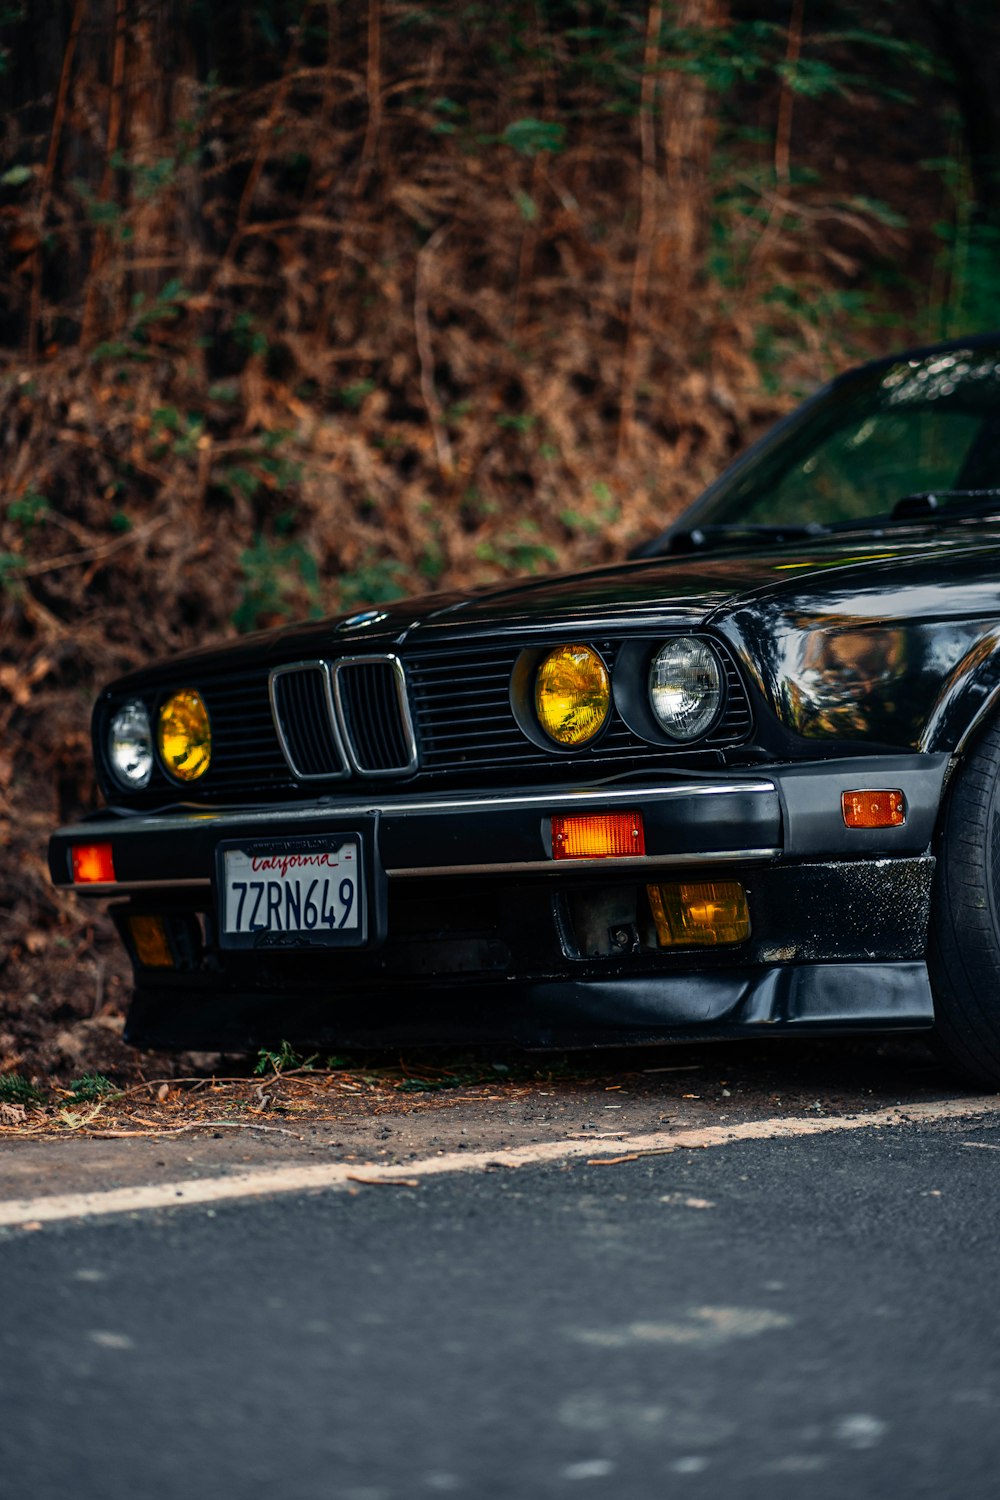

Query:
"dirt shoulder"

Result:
[[0, 1032, 983, 1203]]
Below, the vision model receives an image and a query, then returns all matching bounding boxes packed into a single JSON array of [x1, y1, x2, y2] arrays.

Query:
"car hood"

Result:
[[108, 525, 998, 692], [407, 527, 999, 645]]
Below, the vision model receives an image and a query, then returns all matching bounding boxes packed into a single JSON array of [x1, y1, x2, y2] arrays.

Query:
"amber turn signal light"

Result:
[[71, 843, 116, 884], [841, 789, 905, 829], [551, 811, 645, 860], [647, 880, 750, 947]]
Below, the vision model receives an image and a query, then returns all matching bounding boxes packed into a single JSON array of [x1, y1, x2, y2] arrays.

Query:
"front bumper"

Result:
[[49, 753, 948, 887], [48, 753, 949, 1048]]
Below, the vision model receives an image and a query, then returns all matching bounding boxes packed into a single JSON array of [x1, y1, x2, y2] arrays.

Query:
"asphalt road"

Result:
[[3, 1110, 1000, 1499]]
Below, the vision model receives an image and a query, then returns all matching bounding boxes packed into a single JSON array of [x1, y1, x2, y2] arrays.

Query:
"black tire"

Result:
[[928, 716, 1000, 1088]]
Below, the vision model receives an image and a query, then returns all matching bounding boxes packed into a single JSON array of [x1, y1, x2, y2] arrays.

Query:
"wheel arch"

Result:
[[924, 702, 1000, 1087], [919, 632, 1000, 759]]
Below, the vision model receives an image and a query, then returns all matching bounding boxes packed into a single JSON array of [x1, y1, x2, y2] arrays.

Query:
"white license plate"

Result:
[[221, 838, 361, 939]]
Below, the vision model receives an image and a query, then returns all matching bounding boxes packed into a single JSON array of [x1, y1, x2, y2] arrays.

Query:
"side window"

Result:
[[741, 408, 982, 525]]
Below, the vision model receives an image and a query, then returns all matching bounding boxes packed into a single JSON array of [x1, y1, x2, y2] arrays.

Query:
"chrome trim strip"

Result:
[[383, 779, 776, 816], [331, 654, 419, 778], [68, 847, 782, 896], [64, 776, 778, 838], [71, 879, 214, 894], [268, 661, 350, 782], [389, 848, 782, 877]]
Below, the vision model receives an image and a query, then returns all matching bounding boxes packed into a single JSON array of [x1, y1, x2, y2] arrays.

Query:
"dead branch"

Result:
[[618, 0, 661, 466], [357, 0, 383, 193], [80, 0, 129, 348], [27, 0, 86, 362], [414, 224, 453, 479], [19, 516, 170, 579]]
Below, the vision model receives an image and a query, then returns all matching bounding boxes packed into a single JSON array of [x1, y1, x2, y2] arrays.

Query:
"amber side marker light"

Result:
[[842, 789, 906, 829], [551, 812, 645, 860], [648, 880, 750, 948], [71, 843, 116, 884], [127, 915, 175, 969]]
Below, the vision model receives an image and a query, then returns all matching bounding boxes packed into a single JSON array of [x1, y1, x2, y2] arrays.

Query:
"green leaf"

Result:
[[338, 379, 376, 410], [6, 490, 47, 531], [0, 551, 25, 586], [846, 196, 909, 230], [501, 118, 566, 157], [151, 405, 181, 432], [496, 412, 537, 432], [0, 1073, 44, 1105], [513, 190, 538, 223], [67, 1073, 120, 1103]]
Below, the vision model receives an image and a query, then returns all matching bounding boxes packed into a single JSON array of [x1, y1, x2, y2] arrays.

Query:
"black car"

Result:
[[48, 333, 1000, 1085]]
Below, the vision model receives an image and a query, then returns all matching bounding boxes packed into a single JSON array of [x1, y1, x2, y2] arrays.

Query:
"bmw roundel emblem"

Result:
[[337, 609, 389, 632]]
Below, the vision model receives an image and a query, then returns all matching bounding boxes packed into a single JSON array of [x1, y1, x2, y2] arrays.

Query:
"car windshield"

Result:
[[685, 341, 1000, 535]]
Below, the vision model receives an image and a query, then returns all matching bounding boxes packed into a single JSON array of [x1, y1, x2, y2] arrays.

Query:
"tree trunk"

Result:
[[657, 0, 729, 294], [922, 0, 1000, 226]]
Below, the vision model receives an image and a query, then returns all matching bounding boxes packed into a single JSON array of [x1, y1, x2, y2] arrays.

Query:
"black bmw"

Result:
[[48, 333, 1000, 1086]]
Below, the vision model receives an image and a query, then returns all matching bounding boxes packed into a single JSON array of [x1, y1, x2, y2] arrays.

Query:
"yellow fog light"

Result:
[[158, 688, 211, 782], [535, 644, 610, 747], [647, 881, 750, 948], [128, 914, 175, 969]]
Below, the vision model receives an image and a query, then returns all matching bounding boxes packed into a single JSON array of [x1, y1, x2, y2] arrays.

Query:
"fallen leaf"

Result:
[[346, 1175, 420, 1187], [588, 1146, 677, 1165]]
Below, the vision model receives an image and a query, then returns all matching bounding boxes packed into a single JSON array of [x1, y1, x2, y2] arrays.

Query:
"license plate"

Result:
[[216, 833, 371, 949]]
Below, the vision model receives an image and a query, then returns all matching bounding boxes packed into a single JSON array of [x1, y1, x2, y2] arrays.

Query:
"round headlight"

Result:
[[535, 644, 610, 747], [108, 699, 153, 790], [649, 637, 722, 741], [158, 689, 212, 782]]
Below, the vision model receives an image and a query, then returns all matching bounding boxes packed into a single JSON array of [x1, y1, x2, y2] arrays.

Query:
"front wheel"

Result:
[[928, 718, 1000, 1088]]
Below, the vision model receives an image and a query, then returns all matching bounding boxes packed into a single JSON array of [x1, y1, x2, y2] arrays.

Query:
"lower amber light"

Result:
[[647, 880, 750, 947], [128, 915, 175, 969], [842, 789, 905, 829], [551, 812, 645, 860], [71, 843, 116, 884]]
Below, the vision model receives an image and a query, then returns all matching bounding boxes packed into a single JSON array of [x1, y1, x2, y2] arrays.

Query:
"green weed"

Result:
[[233, 535, 321, 632], [67, 1073, 120, 1103], [0, 1074, 45, 1106], [337, 555, 407, 611], [254, 1040, 318, 1076], [5, 490, 47, 533]]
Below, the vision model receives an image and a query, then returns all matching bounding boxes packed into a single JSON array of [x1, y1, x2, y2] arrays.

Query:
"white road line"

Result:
[[0, 1097, 996, 1229]]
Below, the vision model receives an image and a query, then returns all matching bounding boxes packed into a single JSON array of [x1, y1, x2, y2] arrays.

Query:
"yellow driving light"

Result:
[[158, 688, 212, 782], [535, 644, 610, 747], [647, 880, 750, 948]]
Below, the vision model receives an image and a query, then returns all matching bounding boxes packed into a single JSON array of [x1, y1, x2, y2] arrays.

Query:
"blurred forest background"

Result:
[[1, 0, 999, 1075]]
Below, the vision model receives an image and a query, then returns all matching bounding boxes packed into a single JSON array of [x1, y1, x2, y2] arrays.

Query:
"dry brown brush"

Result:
[[0, 0, 972, 1075]]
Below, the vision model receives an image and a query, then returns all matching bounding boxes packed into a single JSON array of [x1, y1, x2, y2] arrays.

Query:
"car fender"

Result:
[[719, 603, 1000, 757], [918, 628, 1000, 755]]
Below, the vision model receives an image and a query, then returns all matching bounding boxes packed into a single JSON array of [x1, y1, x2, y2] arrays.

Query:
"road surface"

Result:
[[3, 1095, 999, 1498]]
